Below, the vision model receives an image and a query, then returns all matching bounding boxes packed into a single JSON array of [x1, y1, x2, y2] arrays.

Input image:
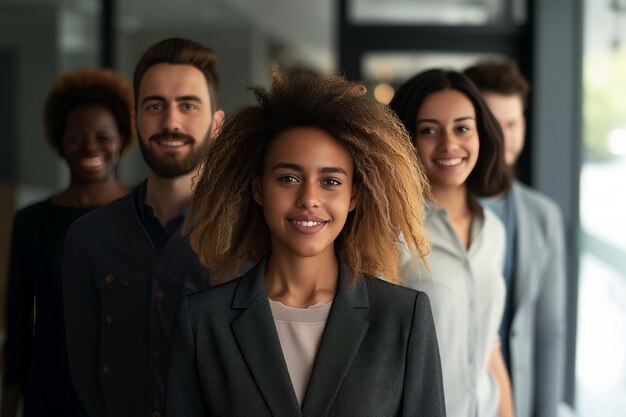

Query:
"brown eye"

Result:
[[322, 178, 341, 187], [278, 175, 299, 184], [419, 127, 437, 136]]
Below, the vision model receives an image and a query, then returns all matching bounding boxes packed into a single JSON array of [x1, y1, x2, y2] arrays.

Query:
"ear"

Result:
[[210, 110, 225, 138], [252, 177, 263, 206], [348, 185, 358, 212]]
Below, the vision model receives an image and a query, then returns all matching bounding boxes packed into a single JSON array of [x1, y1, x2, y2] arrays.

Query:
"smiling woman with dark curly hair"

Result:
[[2, 68, 133, 417], [163, 68, 446, 417]]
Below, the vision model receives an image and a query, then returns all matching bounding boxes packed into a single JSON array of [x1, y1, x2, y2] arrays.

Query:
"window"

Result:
[[576, 1, 626, 415]]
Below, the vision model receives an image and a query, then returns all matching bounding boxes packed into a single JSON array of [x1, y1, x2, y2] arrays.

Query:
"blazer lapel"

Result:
[[231, 259, 301, 417], [512, 183, 531, 313], [301, 267, 369, 417]]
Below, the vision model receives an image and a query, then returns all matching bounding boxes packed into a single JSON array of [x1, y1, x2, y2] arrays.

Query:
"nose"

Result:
[[162, 106, 181, 132], [296, 181, 321, 209], [82, 134, 98, 153], [436, 129, 459, 152]]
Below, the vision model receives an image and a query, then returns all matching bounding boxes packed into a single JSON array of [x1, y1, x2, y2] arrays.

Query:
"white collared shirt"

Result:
[[400, 200, 506, 417]]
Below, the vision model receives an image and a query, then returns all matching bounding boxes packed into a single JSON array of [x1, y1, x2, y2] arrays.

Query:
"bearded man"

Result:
[[63, 38, 224, 417]]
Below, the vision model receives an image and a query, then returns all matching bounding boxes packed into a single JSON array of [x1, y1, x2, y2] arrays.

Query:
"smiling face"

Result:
[[414, 89, 480, 193], [253, 128, 357, 260], [136, 63, 223, 178], [62, 103, 124, 184]]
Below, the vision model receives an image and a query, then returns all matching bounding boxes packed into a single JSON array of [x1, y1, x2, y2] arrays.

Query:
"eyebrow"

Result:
[[417, 116, 475, 124], [272, 163, 348, 176], [140, 95, 204, 105]]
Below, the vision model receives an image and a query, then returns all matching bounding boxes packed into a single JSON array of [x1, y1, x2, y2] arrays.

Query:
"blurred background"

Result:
[[0, 0, 625, 415]]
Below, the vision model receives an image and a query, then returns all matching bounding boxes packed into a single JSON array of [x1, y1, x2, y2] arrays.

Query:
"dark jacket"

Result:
[[165, 257, 447, 417], [63, 187, 210, 417]]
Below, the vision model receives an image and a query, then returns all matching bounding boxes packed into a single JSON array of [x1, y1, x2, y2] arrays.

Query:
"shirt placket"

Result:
[[150, 266, 168, 417], [465, 255, 478, 416]]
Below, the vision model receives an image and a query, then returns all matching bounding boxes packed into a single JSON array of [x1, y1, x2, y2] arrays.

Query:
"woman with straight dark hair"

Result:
[[390, 69, 514, 417]]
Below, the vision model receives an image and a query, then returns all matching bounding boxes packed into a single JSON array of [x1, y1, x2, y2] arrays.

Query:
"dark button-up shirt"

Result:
[[63, 183, 211, 417], [135, 182, 188, 254]]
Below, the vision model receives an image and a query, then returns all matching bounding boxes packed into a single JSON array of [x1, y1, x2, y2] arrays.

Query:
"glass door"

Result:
[[576, 1, 626, 415]]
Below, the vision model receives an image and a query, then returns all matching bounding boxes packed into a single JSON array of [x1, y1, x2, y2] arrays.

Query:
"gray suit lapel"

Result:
[[301, 268, 369, 417], [231, 259, 301, 417], [512, 183, 531, 312]]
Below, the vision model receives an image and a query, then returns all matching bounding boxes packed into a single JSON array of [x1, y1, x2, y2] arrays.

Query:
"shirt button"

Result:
[[102, 364, 111, 374], [105, 274, 114, 284], [105, 315, 113, 324], [154, 349, 161, 359], [152, 412, 161, 417], [155, 289, 166, 300]]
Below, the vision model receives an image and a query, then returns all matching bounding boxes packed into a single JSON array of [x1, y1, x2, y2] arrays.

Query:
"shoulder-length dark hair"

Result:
[[388, 68, 509, 196]]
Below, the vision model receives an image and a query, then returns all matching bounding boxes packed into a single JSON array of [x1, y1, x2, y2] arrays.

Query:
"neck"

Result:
[[145, 169, 195, 227], [432, 185, 470, 216], [55, 177, 129, 207], [264, 248, 338, 308]]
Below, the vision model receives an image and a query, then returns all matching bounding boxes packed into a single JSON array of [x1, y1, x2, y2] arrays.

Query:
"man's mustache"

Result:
[[149, 130, 195, 144]]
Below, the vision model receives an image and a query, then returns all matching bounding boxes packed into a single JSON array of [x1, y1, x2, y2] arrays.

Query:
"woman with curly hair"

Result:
[[2, 68, 133, 417], [389, 69, 514, 417], [164, 69, 446, 417]]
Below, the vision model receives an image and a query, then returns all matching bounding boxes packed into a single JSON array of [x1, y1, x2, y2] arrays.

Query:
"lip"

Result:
[[287, 215, 329, 234], [78, 156, 105, 170], [151, 137, 193, 150]]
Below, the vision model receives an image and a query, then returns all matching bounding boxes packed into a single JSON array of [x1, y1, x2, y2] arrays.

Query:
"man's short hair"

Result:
[[133, 38, 219, 111], [463, 59, 530, 106]]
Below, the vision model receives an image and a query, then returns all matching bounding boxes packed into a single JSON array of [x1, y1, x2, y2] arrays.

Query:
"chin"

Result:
[[291, 244, 336, 259], [74, 170, 109, 183]]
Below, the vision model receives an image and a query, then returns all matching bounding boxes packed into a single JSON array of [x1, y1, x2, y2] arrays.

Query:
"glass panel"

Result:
[[577, 0, 626, 415], [361, 51, 504, 103], [349, 0, 525, 25], [576, 255, 626, 416]]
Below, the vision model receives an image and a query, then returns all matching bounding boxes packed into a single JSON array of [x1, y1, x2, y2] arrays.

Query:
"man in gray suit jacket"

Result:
[[464, 60, 567, 417]]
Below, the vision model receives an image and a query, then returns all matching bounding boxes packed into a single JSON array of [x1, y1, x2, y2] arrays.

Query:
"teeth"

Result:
[[292, 220, 322, 227], [436, 158, 462, 166], [79, 157, 104, 167], [160, 140, 186, 147]]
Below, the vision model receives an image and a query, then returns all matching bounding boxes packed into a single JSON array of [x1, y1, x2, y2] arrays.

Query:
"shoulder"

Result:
[[11, 200, 54, 237], [67, 192, 135, 239], [13, 199, 52, 222], [512, 181, 562, 219], [364, 277, 429, 315], [183, 275, 246, 324]]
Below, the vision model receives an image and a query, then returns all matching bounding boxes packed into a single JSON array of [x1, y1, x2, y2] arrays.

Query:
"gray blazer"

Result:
[[509, 181, 566, 417], [164, 257, 447, 417]]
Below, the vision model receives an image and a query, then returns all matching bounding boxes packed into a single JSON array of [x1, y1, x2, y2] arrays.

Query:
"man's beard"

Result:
[[138, 129, 211, 179]]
